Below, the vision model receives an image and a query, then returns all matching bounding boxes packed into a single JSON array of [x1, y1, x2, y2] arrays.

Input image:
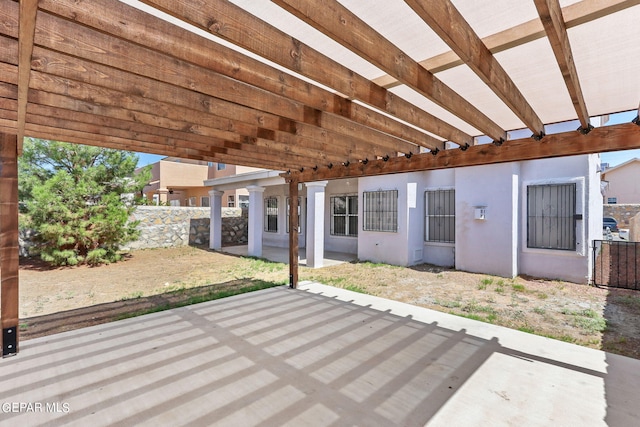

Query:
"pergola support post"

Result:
[[0, 133, 19, 357], [288, 178, 299, 289]]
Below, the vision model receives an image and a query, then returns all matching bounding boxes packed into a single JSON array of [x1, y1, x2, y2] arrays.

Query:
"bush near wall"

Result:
[[19, 207, 250, 255]]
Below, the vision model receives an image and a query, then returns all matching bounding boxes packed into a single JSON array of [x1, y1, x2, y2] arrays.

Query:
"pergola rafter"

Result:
[[534, 0, 590, 131], [405, 0, 545, 137], [373, 0, 639, 86], [140, 0, 473, 146], [272, 0, 507, 142]]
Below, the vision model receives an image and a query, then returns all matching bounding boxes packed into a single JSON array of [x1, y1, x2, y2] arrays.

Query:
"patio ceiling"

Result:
[[0, 0, 639, 180]]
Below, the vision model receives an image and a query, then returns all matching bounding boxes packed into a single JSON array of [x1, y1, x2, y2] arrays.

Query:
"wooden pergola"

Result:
[[1, 0, 639, 356]]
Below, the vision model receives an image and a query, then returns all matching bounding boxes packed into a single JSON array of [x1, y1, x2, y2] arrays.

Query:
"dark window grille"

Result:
[[425, 190, 455, 243], [527, 183, 576, 250], [363, 190, 397, 232], [264, 197, 278, 233], [331, 195, 358, 237]]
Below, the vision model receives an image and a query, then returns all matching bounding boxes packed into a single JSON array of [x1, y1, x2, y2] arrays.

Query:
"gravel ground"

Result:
[[18, 246, 640, 359]]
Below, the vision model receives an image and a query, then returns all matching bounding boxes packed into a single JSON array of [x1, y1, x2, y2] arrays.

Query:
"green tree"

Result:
[[19, 138, 150, 266]]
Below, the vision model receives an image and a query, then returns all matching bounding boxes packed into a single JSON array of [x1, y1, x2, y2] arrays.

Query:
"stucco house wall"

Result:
[[454, 162, 520, 278], [358, 155, 600, 282], [357, 174, 412, 266], [601, 158, 640, 204], [140, 158, 261, 207], [518, 155, 601, 283], [207, 154, 601, 283]]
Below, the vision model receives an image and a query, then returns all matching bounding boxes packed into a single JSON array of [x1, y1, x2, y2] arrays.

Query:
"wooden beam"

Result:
[[140, 0, 472, 145], [534, 0, 590, 130], [1, 92, 333, 170], [272, 0, 506, 142], [373, 0, 640, 86], [287, 178, 299, 289], [405, 0, 545, 137], [25, 6, 419, 159], [21, 90, 349, 166], [16, 0, 38, 153], [291, 123, 640, 181], [25, 62, 370, 161], [0, 103, 314, 171], [36, 0, 441, 151], [0, 132, 19, 356]]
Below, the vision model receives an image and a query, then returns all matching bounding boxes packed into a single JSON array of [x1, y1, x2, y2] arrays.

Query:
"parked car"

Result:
[[603, 217, 618, 232]]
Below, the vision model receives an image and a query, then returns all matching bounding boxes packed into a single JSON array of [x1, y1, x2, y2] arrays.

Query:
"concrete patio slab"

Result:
[[0, 282, 638, 426], [220, 245, 357, 267]]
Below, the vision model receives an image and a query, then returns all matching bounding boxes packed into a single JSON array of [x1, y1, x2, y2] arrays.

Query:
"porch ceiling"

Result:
[[1, 0, 639, 181]]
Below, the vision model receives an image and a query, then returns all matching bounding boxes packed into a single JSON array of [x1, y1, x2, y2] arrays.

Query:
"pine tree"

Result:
[[19, 138, 150, 266]]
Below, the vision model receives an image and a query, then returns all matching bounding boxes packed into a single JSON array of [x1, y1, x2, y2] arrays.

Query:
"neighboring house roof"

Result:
[[204, 170, 285, 191], [601, 157, 640, 204], [601, 158, 640, 177]]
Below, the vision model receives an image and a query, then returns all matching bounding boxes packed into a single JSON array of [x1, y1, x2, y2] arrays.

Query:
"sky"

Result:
[[598, 110, 640, 167], [136, 152, 165, 168], [135, 110, 640, 168]]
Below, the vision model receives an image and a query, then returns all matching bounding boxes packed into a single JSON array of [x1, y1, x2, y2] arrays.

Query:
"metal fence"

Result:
[[592, 240, 640, 290]]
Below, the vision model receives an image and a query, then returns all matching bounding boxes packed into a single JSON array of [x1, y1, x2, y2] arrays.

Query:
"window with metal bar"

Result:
[[527, 183, 576, 250], [227, 195, 235, 207], [264, 197, 278, 233], [201, 196, 210, 207], [331, 195, 358, 237], [425, 190, 455, 243], [363, 190, 397, 232]]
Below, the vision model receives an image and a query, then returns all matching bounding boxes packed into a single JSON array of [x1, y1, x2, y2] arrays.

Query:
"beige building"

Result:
[[139, 157, 261, 207], [601, 158, 640, 204]]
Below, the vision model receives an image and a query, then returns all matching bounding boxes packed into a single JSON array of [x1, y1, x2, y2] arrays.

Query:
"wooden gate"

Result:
[[593, 240, 640, 290]]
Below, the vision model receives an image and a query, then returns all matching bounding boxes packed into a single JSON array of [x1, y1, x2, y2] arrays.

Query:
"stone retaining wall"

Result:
[[128, 206, 248, 250], [604, 204, 640, 227], [605, 204, 640, 242], [19, 206, 249, 256]]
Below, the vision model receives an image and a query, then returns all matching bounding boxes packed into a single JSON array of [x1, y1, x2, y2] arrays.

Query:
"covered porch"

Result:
[[206, 170, 357, 270], [1, 282, 638, 426], [221, 244, 356, 268]]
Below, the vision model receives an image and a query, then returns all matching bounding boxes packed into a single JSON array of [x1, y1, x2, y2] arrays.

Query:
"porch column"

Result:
[[306, 181, 328, 268], [208, 190, 224, 250], [247, 185, 265, 257], [1, 133, 19, 356]]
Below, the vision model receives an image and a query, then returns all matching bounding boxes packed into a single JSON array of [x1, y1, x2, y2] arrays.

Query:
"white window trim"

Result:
[[424, 186, 455, 244], [330, 194, 358, 238], [362, 189, 399, 233], [521, 177, 585, 257]]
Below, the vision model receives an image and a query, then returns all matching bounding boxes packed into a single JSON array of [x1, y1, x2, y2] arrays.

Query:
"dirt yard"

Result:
[[17, 245, 640, 359]]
